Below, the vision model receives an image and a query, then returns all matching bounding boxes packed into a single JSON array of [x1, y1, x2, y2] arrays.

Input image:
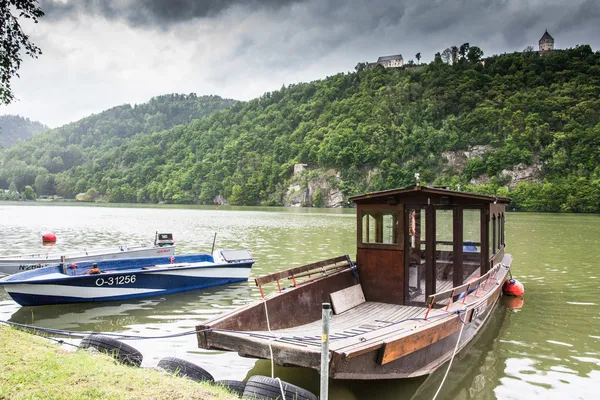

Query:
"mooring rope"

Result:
[[0, 319, 201, 340], [261, 297, 287, 400], [431, 307, 467, 400], [1, 305, 469, 344]]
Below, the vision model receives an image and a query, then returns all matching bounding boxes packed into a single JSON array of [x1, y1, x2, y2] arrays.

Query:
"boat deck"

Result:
[[205, 270, 503, 360], [212, 301, 451, 356]]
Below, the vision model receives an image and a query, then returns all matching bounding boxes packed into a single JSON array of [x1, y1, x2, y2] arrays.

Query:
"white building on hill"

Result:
[[368, 54, 404, 68]]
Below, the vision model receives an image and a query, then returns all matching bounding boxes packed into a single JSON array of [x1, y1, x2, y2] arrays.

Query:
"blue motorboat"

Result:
[[0, 250, 254, 306]]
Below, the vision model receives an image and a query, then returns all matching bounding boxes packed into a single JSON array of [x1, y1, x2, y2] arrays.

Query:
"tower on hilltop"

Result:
[[539, 30, 554, 52]]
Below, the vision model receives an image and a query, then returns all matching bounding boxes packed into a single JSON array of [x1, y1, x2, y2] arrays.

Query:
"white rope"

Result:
[[262, 298, 286, 400], [432, 310, 467, 400]]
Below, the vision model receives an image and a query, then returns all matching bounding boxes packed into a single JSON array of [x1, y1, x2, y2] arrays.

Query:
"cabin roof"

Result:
[[349, 185, 511, 204]]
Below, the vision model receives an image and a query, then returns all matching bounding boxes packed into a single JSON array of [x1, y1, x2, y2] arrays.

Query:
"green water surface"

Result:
[[0, 203, 598, 399]]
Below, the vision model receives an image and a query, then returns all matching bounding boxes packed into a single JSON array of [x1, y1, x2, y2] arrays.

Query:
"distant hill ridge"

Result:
[[1, 45, 599, 212], [0, 115, 48, 149]]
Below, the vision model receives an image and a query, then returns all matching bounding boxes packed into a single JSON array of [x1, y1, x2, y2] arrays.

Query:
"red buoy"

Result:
[[42, 233, 57, 243], [502, 279, 524, 297]]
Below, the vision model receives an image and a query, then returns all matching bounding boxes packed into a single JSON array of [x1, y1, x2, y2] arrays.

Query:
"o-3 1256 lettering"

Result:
[[95, 275, 136, 286]]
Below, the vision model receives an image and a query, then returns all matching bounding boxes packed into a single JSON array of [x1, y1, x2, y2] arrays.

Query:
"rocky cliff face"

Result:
[[284, 166, 345, 208], [443, 146, 542, 187], [442, 145, 491, 174], [500, 163, 542, 189]]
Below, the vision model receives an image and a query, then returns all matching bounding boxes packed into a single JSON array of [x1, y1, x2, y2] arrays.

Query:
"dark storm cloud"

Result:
[[557, 0, 600, 32], [40, 0, 308, 28], [7, 0, 600, 127], [38, 0, 600, 50]]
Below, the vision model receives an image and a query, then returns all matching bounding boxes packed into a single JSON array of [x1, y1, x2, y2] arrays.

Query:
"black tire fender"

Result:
[[215, 380, 246, 397], [157, 356, 214, 383], [242, 375, 317, 400], [79, 335, 143, 367]]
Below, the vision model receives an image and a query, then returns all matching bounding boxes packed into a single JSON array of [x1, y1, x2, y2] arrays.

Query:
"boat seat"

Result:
[[330, 284, 365, 314]]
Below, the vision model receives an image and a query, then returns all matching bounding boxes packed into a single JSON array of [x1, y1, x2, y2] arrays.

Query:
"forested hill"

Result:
[[0, 94, 237, 197], [0, 115, 48, 149], [1, 46, 600, 212]]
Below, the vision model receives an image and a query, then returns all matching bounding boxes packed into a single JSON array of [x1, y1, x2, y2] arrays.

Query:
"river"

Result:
[[0, 203, 598, 399]]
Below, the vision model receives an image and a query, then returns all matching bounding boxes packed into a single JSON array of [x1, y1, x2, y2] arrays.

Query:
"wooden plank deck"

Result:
[[213, 302, 446, 354]]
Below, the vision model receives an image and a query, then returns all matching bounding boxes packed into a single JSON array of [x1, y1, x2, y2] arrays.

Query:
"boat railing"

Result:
[[255, 255, 354, 298], [424, 263, 502, 319]]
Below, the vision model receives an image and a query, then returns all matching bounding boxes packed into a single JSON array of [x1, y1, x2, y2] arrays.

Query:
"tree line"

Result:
[[1, 45, 599, 212]]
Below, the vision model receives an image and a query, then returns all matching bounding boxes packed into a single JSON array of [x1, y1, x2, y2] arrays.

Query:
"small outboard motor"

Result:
[[155, 233, 175, 247]]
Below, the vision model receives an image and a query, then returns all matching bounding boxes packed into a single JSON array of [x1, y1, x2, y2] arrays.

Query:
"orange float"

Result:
[[502, 279, 524, 297], [42, 233, 57, 243]]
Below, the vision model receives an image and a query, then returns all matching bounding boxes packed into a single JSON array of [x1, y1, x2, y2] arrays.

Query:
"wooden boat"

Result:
[[196, 185, 512, 379], [0, 249, 254, 306], [0, 233, 176, 276]]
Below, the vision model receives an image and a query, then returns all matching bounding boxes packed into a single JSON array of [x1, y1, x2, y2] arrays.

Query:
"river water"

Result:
[[0, 203, 598, 399]]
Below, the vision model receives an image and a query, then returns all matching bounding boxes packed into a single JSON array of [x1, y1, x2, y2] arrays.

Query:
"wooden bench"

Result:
[[425, 264, 501, 318], [255, 255, 354, 297]]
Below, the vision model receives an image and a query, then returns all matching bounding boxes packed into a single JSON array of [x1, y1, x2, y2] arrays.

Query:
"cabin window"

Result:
[[462, 209, 480, 253], [361, 210, 398, 244], [435, 209, 454, 284], [462, 209, 482, 279]]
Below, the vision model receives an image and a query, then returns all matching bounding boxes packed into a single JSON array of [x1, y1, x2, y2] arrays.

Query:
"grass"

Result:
[[0, 326, 238, 400]]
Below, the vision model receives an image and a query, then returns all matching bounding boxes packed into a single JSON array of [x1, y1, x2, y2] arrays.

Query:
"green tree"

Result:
[[451, 46, 459, 64], [23, 184, 36, 200], [459, 42, 470, 59], [467, 46, 484, 63], [441, 48, 452, 64], [415, 53, 421, 64], [0, 0, 44, 105]]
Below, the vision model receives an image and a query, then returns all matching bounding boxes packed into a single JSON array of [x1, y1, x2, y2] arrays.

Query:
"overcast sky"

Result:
[[2, 0, 600, 127]]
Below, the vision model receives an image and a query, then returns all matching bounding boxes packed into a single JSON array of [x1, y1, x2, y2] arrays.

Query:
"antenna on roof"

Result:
[[414, 172, 421, 187]]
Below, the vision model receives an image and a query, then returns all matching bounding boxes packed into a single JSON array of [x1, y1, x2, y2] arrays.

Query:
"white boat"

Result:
[[0, 250, 254, 306], [0, 233, 176, 276]]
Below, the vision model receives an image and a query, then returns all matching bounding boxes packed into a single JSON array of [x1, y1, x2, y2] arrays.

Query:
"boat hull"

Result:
[[197, 256, 511, 380], [0, 246, 175, 275], [0, 256, 253, 306]]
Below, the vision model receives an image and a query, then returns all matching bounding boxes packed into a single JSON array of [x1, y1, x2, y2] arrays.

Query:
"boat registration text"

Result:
[[95, 275, 137, 286]]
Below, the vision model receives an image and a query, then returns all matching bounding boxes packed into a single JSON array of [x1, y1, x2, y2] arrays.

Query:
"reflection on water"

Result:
[[1, 204, 599, 399]]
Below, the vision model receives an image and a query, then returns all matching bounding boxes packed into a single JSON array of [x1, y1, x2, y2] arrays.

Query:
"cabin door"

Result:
[[404, 206, 426, 304]]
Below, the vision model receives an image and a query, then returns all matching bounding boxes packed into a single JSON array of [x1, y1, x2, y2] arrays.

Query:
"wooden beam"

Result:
[[425, 205, 436, 297], [453, 206, 463, 288], [378, 310, 472, 365], [480, 208, 489, 274], [254, 255, 349, 286], [403, 208, 411, 305]]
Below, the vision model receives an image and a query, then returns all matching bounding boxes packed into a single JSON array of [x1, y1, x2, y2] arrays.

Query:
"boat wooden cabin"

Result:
[[196, 185, 512, 379]]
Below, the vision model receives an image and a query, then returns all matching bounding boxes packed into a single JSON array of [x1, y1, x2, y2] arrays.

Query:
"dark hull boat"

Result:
[[196, 185, 512, 380]]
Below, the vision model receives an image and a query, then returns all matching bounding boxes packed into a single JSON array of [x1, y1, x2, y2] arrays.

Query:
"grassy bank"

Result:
[[0, 326, 236, 400]]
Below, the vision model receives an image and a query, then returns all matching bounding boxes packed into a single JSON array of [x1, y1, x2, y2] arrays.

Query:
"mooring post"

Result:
[[210, 232, 217, 254], [61, 255, 66, 275], [321, 302, 331, 400]]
